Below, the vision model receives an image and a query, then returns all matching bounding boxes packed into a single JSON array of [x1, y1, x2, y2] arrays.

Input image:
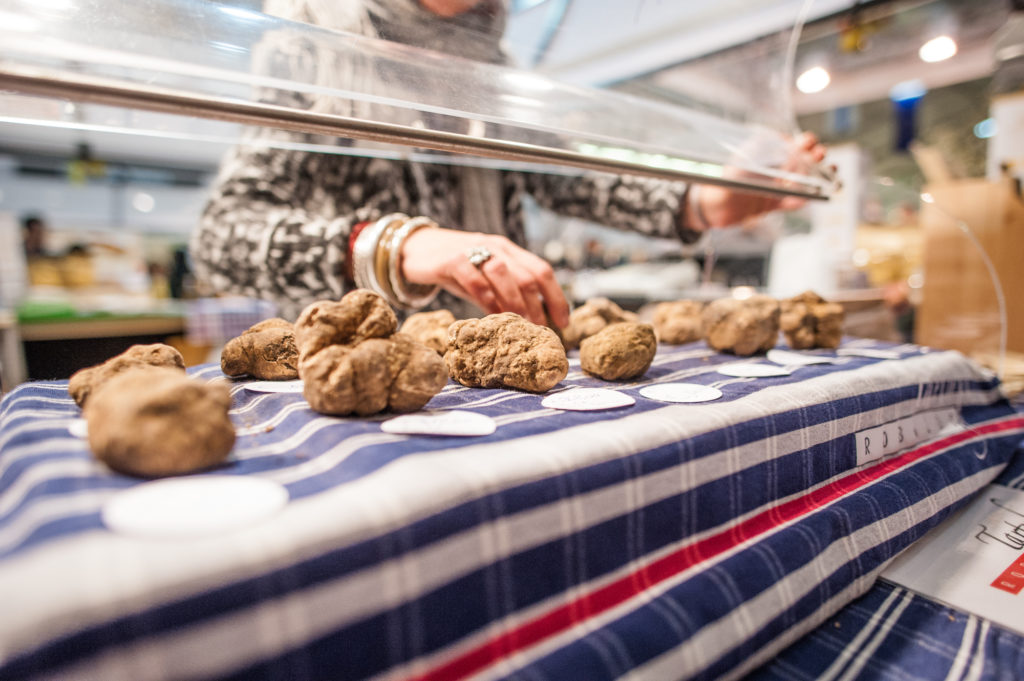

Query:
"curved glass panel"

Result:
[[0, 0, 833, 198]]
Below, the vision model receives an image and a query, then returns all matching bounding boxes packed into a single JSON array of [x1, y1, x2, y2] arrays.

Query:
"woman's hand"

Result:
[[400, 227, 570, 329], [691, 131, 828, 229]]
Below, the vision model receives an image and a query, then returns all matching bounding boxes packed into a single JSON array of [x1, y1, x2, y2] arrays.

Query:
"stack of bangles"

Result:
[[350, 213, 441, 310]]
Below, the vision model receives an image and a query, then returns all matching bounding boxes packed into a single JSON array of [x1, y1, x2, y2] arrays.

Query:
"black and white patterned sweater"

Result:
[[191, 0, 702, 319]]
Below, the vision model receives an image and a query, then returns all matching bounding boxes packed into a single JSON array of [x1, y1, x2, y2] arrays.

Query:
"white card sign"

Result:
[[244, 380, 305, 394], [766, 349, 836, 366], [639, 383, 723, 404], [715, 363, 793, 378], [103, 476, 289, 539], [854, 407, 961, 467], [883, 484, 1024, 636], [381, 410, 497, 437], [542, 388, 635, 411]]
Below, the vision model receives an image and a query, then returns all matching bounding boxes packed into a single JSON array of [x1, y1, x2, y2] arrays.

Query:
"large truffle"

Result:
[[579, 322, 657, 381], [652, 300, 705, 345], [702, 296, 781, 356], [445, 312, 568, 393], [84, 367, 235, 477], [221, 318, 298, 380], [68, 343, 185, 407], [294, 290, 447, 416], [779, 290, 845, 350], [399, 309, 456, 355], [299, 333, 447, 415], [294, 289, 397, 359], [562, 298, 637, 350]]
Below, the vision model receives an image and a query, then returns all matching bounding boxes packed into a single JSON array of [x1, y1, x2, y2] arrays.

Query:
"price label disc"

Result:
[[68, 418, 88, 439], [767, 349, 836, 367], [639, 383, 723, 404], [381, 410, 497, 437], [244, 380, 305, 394], [103, 476, 289, 539], [542, 388, 635, 411], [716, 363, 792, 378]]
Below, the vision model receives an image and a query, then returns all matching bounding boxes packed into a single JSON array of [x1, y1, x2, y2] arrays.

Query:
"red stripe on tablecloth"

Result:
[[412, 415, 1024, 681]]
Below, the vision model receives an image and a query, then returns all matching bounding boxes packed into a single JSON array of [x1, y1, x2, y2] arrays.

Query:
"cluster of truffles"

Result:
[[294, 290, 448, 415], [646, 289, 844, 356], [70, 343, 235, 477]]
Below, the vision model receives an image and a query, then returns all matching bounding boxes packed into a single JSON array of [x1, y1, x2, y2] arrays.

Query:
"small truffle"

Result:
[[84, 367, 235, 477], [221, 318, 298, 380], [68, 343, 185, 407], [702, 295, 781, 356], [295, 290, 447, 416], [445, 312, 568, 393], [779, 290, 845, 350], [652, 300, 705, 345], [562, 298, 637, 350], [579, 322, 657, 380], [299, 334, 447, 416], [294, 289, 397, 360], [399, 309, 456, 355]]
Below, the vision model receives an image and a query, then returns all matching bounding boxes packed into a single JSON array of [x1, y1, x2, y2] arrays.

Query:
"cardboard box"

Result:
[[916, 179, 1024, 356]]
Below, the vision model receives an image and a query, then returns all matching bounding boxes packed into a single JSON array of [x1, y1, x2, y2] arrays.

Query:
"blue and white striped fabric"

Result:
[[745, 574, 1024, 681], [746, 436, 1024, 681], [1, 340, 1022, 681]]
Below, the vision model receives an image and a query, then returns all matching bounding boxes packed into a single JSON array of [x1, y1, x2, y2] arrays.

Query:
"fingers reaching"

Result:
[[400, 228, 569, 328]]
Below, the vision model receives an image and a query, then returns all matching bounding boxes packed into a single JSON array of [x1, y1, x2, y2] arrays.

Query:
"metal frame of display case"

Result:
[[0, 0, 835, 200]]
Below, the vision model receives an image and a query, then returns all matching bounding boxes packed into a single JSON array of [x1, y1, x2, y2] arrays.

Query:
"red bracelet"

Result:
[[346, 221, 371, 282]]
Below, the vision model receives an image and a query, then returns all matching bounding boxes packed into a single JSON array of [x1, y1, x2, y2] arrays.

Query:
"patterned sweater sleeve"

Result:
[[192, 146, 413, 317], [516, 171, 704, 245]]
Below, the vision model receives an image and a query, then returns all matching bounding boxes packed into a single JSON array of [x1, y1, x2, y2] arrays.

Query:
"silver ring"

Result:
[[466, 246, 493, 268]]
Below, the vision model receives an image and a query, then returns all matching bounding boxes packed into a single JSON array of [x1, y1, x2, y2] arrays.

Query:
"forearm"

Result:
[[522, 171, 705, 244]]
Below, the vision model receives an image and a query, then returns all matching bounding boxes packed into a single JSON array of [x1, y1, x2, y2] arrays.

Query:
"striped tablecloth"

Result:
[[745, 437, 1024, 681], [1, 340, 1022, 681]]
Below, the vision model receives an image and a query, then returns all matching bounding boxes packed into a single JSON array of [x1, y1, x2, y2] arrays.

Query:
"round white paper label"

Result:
[[102, 476, 289, 539], [381, 410, 497, 437], [716, 363, 793, 378], [541, 388, 636, 411], [639, 383, 723, 403], [836, 347, 901, 360], [244, 380, 305, 394], [68, 418, 88, 439], [767, 349, 836, 367]]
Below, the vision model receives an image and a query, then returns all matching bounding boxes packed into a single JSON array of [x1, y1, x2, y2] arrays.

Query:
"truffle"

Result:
[[702, 295, 781, 356], [652, 300, 705, 345], [294, 290, 447, 416], [221, 318, 299, 380], [68, 343, 185, 407], [579, 322, 657, 380], [293, 289, 397, 359], [779, 290, 845, 349], [299, 333, 447, 416], [445, 312, 568, 393], [562, 297, 637, 350], [399, 309, 456, 355], [84, 367, 235, 477]]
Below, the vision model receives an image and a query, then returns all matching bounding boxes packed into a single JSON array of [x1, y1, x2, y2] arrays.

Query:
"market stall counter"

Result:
[[1, 339, 1021, 681]]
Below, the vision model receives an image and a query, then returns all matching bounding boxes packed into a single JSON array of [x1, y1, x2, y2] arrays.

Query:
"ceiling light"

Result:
[[796, 67, 831, 94], [132, 192, 155, 213], [919, 36, 957, 63]]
